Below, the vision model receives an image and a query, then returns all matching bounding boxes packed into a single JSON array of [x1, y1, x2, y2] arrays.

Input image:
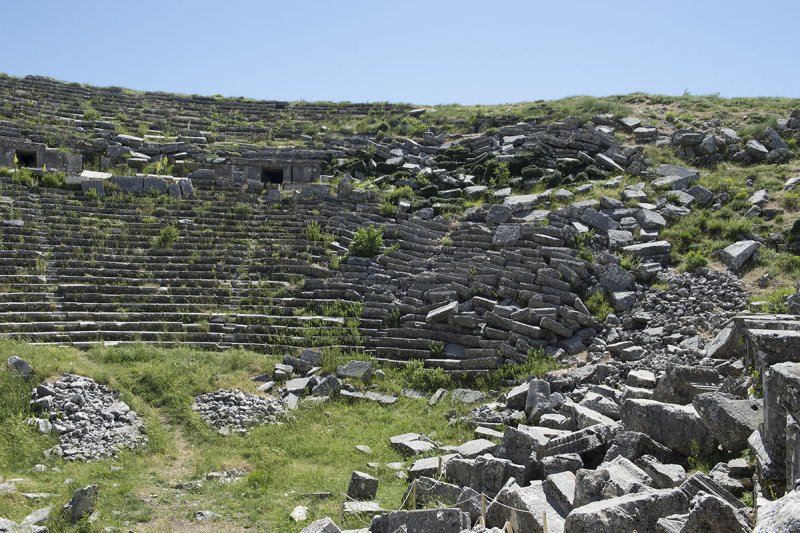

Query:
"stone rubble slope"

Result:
[[29, 373, 147, 461], [298, 312, 800, 532]]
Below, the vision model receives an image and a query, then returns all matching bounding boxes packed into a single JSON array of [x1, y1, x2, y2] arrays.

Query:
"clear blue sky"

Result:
[[3, 0, 798, 104]]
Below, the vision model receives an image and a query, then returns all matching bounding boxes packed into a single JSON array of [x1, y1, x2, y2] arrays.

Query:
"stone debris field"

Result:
[[0, 74, 798, 531]]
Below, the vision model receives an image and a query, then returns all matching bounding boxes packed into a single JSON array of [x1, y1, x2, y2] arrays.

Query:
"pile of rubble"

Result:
[[297, 314, 800, 532], [192, 389, 287, 434], [29, 373, 147, 461], [596, 269, 748, 371]]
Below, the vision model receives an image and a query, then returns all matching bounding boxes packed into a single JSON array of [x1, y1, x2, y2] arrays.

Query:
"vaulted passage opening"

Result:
[[15, 150, 37, 167], [261, 167, 284, 185]]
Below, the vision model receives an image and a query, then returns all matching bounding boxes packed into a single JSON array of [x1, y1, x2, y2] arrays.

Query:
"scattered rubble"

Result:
[[192, 389, 286, 434], [30, 374, 147, 461]]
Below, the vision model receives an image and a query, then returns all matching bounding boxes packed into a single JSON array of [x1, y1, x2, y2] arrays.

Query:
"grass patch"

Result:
[[0, 340, 476, 530], [750, 286, 797, 314], [585, 291, 613, 321], [682, 249, 708, 272], [486, 349, 559, 385]]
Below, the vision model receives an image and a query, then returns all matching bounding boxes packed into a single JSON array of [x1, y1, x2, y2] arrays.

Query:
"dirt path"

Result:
[[132, 416, 249, 533]]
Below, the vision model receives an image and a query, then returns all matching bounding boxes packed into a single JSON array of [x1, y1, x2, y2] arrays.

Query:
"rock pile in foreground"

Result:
[[192, 389, 286, 434], [30, 374, 147, 461], [295, 315, 800, 532]]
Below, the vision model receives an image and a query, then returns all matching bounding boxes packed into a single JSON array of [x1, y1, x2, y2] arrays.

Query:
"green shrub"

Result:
[[430, 341, 444, 357], [153, 225, 179, 248], [384, 307, 402, 328], [348, 225, 383, 257], [401, 359, 451, 392], [83, 104, 101, 122], [683, 249, 708, 271], [40, 172, 66, 188], [306, 220, 324, 241], [385, 185, 414, 204], [233, 203, 253, 216], [490, 349, 558, 383], [143, 157, 173, 176], [11, 168, 36, 187], [585, 291, 613, 321], [482, 160, 511, 187], [687, 439, 712, 473], [752, 286, 797, 314], [379, 201, 396, 217], [619, 253, 641, 271], [573, 230, 595, 262]]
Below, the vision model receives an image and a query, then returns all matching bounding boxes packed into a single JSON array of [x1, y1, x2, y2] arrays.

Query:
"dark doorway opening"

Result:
[[261, 167, 284, 185], [15, 150, 37, 168]]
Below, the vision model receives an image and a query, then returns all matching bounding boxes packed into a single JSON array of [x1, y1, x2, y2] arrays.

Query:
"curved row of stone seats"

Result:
[[319, 196, 599, 372], [0, 178, 371, 353], [0, 75, 413, 148], [2, 175, 600, 370]]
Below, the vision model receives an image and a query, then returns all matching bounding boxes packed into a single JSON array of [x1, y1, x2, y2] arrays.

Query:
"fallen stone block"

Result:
[[407, 454, 458, 480], [61, 484, 97, 524], [604, 431, 684, 465], [445, 455, 523, 497], [596, 263, 635, 292], [566, 402, 618, 429], [627, 369, 657, 389], [390, 433, 437, 457], [369, 508, 471, 533], [506, 381, 529, 410], [454, 438, 496, 459], [620, 399, 717, 457], [485, 479, 566, 533], [525, 379, 552, 422], [622, 240, 672, 258], [336, 361, 373, 383], [7, 355, 32, 379], [565, 487, 689, 533], [719, 240, 761, 271], [343, 500, 383, 517], [657, 492, 751, 533], [300, 517, 342, 533], [692, 392, 762, 453], [679, 472, 747, 511], [636, 455, 686, 489], [578, 391, 621, 421], [573, 456, 653, 507], [347, 471, 378, 501], [754, 487, 800, 532], [540, 453, 583, 478], [426, 301, 458, 324], [403, 477, 481, 523], [708, 461, 749, 497], [498, 425, 548, 466], [654, 364, 723, 405], [544, 424, 616, 467], [544, 470, 576, 515]]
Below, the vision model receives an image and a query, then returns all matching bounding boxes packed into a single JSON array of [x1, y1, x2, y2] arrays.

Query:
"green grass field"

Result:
[[0, 341, 481, 532]]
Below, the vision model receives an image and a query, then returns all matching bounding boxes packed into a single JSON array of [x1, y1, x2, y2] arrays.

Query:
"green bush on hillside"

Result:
[[348, 225, 383, 257]]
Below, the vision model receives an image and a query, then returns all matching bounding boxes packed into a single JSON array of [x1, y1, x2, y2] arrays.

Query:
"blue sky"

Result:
[[3, 0, 798, 104]]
